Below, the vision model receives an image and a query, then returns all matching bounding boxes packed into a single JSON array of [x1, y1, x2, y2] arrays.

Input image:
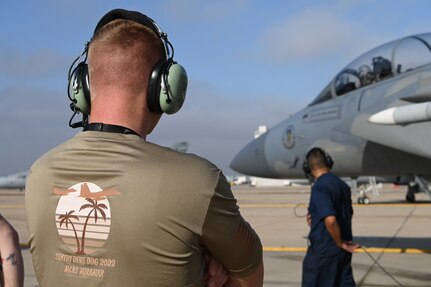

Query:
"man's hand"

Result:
[[306, 213, 312, 226], [204, 254, 229, 287], [324, 216, 359, 253], [341, 241, 360, 253]]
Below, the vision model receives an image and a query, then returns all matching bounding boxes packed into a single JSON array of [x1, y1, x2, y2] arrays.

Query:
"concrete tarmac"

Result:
[[1, 184, 430, 286]]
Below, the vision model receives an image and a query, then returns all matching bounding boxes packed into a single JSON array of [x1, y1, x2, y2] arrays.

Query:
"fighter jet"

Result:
[[231, 33, 431, 203], [0, 171, 27, 190]]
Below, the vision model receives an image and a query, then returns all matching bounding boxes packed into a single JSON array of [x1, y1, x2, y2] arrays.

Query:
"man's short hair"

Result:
[[306, 148, 331, 170], [88, 19, 165, 91], [91, 19, 164, 55]]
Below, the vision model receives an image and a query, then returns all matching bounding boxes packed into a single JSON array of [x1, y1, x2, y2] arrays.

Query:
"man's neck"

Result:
[[84, 122, 141, 136], [312, 168, 330, 179], [89, 118, 146, 139]]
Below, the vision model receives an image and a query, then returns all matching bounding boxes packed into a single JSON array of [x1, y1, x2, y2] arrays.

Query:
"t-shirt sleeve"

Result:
[[201, 173, 262, 277], [312, 184, 336, 221]]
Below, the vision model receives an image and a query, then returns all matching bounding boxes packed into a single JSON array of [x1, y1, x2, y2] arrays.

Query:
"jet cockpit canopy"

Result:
[[310, 33, 431, 105]]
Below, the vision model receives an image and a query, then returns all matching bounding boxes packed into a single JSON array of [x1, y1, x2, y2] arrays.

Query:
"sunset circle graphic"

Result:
[[54, 182, 116, 255]]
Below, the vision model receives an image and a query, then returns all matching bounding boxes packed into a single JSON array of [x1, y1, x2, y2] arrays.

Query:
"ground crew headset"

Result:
[[67, 9, 188, 128], [302, 147, 334, 175]]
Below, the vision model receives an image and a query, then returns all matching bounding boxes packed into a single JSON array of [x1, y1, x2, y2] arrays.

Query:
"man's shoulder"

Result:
[[326, 172, 350, 190], [313, 172, 343, 192], [150, 141, 218, 172], [317, 172, 351, 195], [29, 133, 223, 187], [29, 138, 73, 170], [317, 172, 342, 184], [314, 173, 332, 187]]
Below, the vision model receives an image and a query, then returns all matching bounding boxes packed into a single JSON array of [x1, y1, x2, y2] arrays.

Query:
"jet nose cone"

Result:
[[230, 132, 275, 177]]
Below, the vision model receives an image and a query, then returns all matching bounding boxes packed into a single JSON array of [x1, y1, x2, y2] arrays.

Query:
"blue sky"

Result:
[[1, 0, 431, 176]]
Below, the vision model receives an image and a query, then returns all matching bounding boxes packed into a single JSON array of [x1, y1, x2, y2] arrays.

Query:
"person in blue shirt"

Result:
[[302, 147, 359, 287]]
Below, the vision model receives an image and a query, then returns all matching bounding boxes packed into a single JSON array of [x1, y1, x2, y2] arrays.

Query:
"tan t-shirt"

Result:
[[25, 131, 262, 286]]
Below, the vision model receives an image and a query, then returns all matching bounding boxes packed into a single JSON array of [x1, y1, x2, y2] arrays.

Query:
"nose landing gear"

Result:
[[406, 184, 419, 203], [355, 177, 379, 205], [358, 196, 371, 205]]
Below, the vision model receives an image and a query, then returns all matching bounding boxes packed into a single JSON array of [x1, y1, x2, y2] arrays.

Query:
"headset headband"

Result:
[[95, 9, 157, 35], [93, 9, 171, 60]]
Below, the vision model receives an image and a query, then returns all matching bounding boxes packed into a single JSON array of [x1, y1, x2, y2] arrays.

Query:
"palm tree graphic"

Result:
[[58, 210, 81, 253], [77, 198, 108, 255]]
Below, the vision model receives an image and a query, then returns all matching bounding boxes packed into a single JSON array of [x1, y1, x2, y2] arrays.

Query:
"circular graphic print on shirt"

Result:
[[54, 182, 120, 255]]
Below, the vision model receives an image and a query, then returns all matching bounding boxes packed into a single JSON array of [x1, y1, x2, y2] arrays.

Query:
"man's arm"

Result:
[[0, 215, 24, 287], [204, 254, 264, 287], [201, 173, 263, 287], [204, 254, 229, 287], [226, 261, 264, 287], [324, 216, 359, 253]]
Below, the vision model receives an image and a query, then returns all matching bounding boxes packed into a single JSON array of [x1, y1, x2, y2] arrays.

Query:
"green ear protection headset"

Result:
[[67, 9, 188, 128]]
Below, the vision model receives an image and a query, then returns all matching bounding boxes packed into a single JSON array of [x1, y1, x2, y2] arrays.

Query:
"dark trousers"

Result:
[[302, 248, 356, 287]]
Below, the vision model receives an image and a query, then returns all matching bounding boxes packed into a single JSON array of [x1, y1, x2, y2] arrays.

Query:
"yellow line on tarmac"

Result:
[[263, 246, 431, 254], [356, 247, 431, 254], [240, 203, 431, 208], [264, 247, 307, 252], [241, 204, 306, 208], [354, 203, 431, 207], [0, 204, 25, 209], [20, 244, 431, 254]]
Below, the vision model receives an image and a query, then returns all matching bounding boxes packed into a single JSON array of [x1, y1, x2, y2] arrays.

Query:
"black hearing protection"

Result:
[[302, 147, 334, 175], [67, 8, 188, 128]]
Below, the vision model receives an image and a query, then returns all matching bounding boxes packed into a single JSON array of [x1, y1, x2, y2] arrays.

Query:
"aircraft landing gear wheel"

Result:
[[406, 184, 419, 203], [357, 197, 370, 204], [406, 192, 415, 203]]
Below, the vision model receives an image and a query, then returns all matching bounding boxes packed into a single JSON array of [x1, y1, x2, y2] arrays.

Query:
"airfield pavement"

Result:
[[0, 183, 430, 286]]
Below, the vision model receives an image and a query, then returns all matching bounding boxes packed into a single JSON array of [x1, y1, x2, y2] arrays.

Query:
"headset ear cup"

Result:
[[159, 62, 187, 114], [302, 160, 311, 175], [147, 60, 164, 114], [326, 155, 334, 169], [147, 60, 188, 114], [69, 63, 91, 115]]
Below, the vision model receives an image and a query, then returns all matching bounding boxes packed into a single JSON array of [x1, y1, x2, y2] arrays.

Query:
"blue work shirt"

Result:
[[308, 172, 353, 257]]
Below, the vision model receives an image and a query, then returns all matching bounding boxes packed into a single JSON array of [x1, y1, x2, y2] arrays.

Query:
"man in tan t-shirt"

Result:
[[26, 9, 263, 287]]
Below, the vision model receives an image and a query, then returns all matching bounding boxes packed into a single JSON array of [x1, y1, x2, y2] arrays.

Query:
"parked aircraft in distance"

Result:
[[0, 171, 27, 190], [171, 141, 190, 153], [231, 33, 431, 203]]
